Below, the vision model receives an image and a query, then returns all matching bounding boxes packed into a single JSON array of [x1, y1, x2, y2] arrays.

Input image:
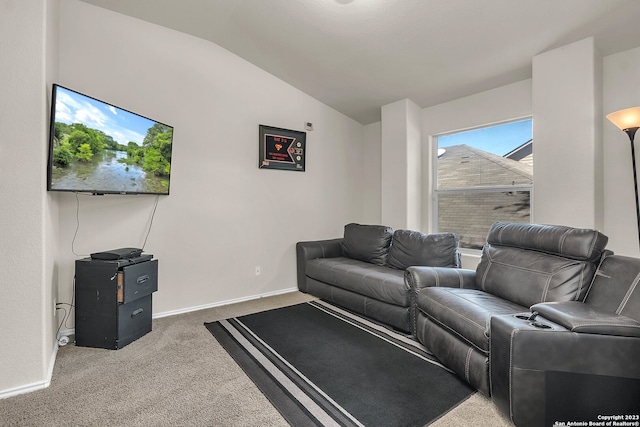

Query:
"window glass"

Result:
[[435, 119, 533, 249], [437, 191, 531, 249]]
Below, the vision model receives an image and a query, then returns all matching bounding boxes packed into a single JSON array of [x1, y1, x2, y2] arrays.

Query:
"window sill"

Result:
[[458, 248, 482, 270]]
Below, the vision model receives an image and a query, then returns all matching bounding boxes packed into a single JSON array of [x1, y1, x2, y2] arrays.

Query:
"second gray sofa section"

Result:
[[296, 223, 460, 332]]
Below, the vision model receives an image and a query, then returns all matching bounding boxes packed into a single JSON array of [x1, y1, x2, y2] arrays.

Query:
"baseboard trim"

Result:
[[153, 287, 299, 319], [0, 288, 298, 400], [52, 287, 300, 337], [0, 380, 50, 400], [0, 342, 58, 400]]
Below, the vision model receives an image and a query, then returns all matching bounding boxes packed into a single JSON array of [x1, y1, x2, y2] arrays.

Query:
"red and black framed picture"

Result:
[[259, 125, 306, 172]]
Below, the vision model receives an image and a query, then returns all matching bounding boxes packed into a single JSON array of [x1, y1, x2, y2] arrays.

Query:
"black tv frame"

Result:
[[47, 84, 174, 196]]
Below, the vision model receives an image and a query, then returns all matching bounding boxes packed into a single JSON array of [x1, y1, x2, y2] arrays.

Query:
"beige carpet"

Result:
[[0, 292, 513, 426]]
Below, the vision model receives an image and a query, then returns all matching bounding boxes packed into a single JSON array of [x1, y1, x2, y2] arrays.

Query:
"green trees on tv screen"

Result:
[[52, 122, 172, 177]]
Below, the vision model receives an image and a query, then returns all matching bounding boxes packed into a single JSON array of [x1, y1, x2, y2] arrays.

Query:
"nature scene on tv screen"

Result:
[[50, 86, 173, 194]]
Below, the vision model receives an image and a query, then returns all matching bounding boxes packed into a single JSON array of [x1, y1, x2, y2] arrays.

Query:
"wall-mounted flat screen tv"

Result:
[[47, 84, 173, 195]]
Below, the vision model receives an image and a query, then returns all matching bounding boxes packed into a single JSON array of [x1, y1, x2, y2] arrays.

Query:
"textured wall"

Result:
[[603, 46, 640, 257], [55, 0, 367, 318], [532, 38, 603, 229], [0, 0, 57, 396]]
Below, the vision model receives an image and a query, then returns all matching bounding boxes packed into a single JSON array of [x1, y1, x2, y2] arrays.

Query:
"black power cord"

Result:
[[142, 195, 159, 251], [72, 192, 160, 253], [62, 193, 159, 345]]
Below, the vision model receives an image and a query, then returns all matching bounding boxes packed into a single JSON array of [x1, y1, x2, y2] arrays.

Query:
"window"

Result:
[[434, 119, 533, 249]]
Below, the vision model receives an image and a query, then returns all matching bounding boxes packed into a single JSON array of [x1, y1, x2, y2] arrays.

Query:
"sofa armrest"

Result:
[[404, 266, 476, 293], [296, 238, 343, 292], [406, 266, 477, 336], [490, 313, 640, 426], [531, 301, 640, 338]]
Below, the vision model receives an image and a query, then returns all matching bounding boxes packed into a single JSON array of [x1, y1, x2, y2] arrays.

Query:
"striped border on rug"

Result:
[[307, 300, 452, 373], [206, 300, 474, 427], [223, 316, 361, 426]]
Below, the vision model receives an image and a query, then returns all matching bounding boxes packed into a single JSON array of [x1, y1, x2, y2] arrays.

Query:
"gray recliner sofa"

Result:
[[296, 223, 460, 333], [405, 222, 609, 396], [490, 252, 640, 426]]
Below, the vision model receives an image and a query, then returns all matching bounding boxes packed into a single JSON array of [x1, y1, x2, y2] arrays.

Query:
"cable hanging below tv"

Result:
[[47, 84, 174, 196]]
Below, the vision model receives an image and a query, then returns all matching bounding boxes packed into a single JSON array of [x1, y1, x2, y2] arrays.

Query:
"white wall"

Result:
[[362, 122, 382, 224], [381, 99, 422, 230], [532, 38, 603, 229], [45, 0, 61, 386], [55, 0, 366, 318], [603, 46, 640, 257], [0, 0, 59, 397]]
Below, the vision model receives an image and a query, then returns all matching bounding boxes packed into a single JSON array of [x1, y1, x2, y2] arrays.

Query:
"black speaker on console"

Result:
[[90, 247, 143, 261]]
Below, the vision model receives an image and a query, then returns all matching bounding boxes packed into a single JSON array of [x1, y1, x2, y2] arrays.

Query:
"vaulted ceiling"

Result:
[[79, 0, 640, 124]]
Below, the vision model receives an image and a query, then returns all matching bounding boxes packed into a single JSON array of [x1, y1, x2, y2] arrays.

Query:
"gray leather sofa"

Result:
[[405, 222, 609, 396], [490, 253, 640, 426], [296, 223, 460, 333]]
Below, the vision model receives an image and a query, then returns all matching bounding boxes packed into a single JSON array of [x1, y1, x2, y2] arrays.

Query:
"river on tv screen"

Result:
[[50, 86, 173, 194]]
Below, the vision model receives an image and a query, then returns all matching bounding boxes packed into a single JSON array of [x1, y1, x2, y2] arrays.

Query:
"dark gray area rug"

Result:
[[205, 300, 475, 427]]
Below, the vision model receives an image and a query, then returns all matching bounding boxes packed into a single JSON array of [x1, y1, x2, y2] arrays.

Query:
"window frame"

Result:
[[431, 117, 533, 251]]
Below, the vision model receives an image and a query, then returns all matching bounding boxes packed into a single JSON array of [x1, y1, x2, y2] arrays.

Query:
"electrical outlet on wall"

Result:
[[255, 266, 261, 276]]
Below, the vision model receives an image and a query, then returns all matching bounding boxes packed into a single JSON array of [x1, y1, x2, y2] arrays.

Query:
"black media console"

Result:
[[75, 255, 158, 349]]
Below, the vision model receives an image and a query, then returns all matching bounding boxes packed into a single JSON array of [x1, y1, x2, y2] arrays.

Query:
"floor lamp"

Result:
[[606, 106, 640, 249]]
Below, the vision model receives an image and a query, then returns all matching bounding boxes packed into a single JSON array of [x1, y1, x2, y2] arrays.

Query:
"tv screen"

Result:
[[48, 84, 173, 195]]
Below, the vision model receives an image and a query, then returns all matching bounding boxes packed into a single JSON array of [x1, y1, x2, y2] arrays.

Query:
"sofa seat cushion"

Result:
[[417, 287, 527, 352], [306, 257, 408, 306]]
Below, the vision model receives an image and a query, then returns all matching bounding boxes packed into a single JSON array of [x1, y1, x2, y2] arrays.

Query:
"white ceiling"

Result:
[[78, 0, 640, 124]]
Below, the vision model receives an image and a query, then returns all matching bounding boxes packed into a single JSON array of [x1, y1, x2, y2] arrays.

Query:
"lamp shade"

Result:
[[606, 106, 640, 131]]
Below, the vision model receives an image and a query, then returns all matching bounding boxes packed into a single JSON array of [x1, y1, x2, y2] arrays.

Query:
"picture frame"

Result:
[[259, 125, 306, 172]]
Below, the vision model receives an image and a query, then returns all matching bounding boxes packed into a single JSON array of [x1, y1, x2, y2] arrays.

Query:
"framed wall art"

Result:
[[259, 125, 306, 172]]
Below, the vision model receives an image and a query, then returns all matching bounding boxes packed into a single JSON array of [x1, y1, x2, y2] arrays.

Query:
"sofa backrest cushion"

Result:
[[341, 223, 393, 266], [585, 254, 640, 322], [486, 222, 608, 262], [475, 222, 608, 307], [387, 230, 460, 270]]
